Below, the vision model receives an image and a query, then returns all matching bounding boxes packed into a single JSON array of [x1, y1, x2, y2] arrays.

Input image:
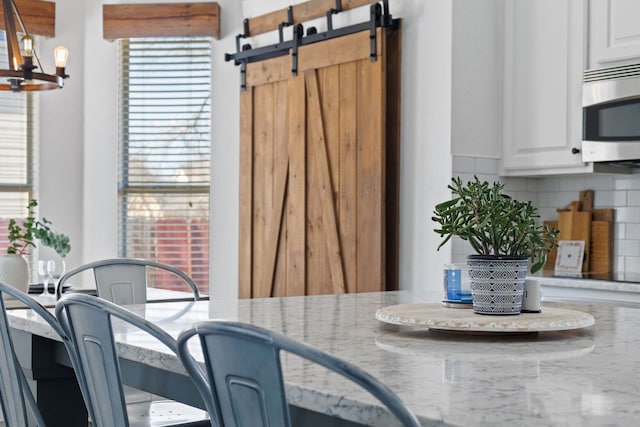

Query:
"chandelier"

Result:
[[0, 0, 68, 92]]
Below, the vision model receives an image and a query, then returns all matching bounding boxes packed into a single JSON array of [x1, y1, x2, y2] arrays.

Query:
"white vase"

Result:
[[0, 254, 30, 293]]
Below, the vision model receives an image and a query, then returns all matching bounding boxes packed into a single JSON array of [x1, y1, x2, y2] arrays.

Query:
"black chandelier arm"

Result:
[[0, 70, 64, 91], [3, 0, 23, 71]]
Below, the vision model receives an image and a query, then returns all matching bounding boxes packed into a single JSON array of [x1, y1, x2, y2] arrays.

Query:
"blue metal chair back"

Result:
[[0, 280, 67, 427], [56, 258, 202, 303], [177, 321, 421, 427], [55, 292, 210, 427]]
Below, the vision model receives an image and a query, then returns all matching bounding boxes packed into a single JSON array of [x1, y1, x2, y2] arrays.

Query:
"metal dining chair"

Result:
[[56, 293, 210, 427], [55, 258, 202, 303], [55, 258, 208, 426], [0, 280, 65, 427], [176, 321, 422, 427]]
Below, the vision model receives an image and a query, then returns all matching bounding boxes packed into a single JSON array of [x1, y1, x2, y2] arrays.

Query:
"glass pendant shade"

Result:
[[54, 46, 68, 68], [20, 35, 33, 57]]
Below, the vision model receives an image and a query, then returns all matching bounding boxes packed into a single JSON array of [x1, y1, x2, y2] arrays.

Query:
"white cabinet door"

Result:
[[589, 0, 640, 69], [501, 0, 590, 176]]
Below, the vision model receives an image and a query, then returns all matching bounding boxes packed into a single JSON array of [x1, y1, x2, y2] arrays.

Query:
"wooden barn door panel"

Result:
[[239, 27, 400, 297]]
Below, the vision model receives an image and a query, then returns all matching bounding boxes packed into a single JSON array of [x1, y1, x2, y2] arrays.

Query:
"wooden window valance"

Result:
[[0, 0, 55, 37], [245, 0, 379, 37], [103, 2, 220, 41]]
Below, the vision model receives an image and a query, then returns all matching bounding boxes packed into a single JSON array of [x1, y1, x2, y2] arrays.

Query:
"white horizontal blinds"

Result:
[[118, 37, 211, 293], [0, 31, 36, 270]]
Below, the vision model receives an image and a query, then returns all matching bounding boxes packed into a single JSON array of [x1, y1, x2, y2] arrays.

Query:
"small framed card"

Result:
[[554, 240, 585, 274]]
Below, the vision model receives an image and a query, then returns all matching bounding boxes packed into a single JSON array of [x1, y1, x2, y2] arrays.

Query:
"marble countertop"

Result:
[[8, 291, 640, 426], [537, 274, 640, 293]]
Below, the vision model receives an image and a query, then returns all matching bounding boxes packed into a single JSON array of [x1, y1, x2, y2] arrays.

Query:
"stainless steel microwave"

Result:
[[582, 64, 640, 164]]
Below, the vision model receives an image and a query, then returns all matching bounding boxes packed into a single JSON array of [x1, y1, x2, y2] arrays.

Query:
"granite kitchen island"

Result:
[[7, 290, 640, 426]]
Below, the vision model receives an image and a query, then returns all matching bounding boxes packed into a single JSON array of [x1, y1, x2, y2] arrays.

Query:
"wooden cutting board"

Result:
[[580, 190, 594, 212], [557, 201, 592, 272], [544, 192, 614, 273], [579, 191, 613, 273], [590, 208, 614, 273]]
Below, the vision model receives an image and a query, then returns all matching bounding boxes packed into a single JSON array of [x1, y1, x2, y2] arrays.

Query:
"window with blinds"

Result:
[[118, 37, 211, 293], [0, 31, 37, 272]]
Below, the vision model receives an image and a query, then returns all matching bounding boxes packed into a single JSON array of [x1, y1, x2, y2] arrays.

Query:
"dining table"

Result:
[[6, 289, 640, 426]]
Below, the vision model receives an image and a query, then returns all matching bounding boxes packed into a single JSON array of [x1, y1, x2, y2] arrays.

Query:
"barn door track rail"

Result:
[[225, 0, 398, 90]]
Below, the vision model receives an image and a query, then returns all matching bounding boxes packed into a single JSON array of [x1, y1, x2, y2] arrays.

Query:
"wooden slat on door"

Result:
[[268, 81, 290, 297], [238, 89, 253, 298], [306, 70, 346, 295], [252, 84, 275, 298], [356, 56, 385, 293], [286, 76, 307, 296], [339, 62, 358, 294]]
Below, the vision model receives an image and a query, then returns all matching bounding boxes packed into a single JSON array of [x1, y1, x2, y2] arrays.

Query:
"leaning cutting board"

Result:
[[557, 201, 592, 272], [590, 208, 614, 273], [578, 190, 613, 273]]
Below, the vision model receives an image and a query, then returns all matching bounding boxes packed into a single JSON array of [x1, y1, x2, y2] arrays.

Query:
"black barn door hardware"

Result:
[[225, 0, 398, 90], [326, 0, 342, 31]]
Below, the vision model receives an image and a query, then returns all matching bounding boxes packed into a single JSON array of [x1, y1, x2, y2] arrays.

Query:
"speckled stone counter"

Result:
[[537, 274, 640, 303], [8, 291, 640, 426]]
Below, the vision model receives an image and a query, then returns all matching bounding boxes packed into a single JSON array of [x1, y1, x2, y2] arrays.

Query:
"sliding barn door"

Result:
[[239, 27, 401, 298]]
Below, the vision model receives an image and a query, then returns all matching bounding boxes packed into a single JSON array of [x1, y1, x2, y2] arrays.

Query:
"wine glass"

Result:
[[47, 259, 66, 299], [37, 260, 51, 297]]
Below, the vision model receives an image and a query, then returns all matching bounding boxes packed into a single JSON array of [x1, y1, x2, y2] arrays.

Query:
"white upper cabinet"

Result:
[[589, 0, 640, 69], [500, 0, 594, 176]]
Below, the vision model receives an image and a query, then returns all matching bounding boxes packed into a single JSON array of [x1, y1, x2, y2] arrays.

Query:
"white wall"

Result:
[[38, 0, 85, 269], [209, 1, 243, 300], [42, 0, 458, 297], [394, 0, 453, 293]]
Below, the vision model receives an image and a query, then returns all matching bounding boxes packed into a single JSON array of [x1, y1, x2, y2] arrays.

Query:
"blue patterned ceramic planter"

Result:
[[467, 255, 529, 315]]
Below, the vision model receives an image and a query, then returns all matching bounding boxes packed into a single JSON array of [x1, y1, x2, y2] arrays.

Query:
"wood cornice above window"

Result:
[[103, 2, 220, 41], [0, 0, 55, 37]]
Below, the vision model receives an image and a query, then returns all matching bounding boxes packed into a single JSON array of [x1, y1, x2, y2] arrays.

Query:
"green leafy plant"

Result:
[[432, 176, 558, 273], [6, 199, 71, 257]]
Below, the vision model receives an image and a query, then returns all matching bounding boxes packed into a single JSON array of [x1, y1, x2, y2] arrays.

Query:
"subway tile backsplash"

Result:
[[450, 155, 640, 274]]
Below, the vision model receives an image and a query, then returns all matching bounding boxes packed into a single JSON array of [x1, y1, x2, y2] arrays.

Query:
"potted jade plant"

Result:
[[432, 177, 558, 315], [0, 199, 70, 291]]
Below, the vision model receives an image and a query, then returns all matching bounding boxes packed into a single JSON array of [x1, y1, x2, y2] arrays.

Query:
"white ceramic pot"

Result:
[[0, 254, 30, 292]]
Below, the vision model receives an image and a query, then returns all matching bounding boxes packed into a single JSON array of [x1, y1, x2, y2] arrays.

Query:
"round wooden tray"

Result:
[[375, 303, 595, 333]]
